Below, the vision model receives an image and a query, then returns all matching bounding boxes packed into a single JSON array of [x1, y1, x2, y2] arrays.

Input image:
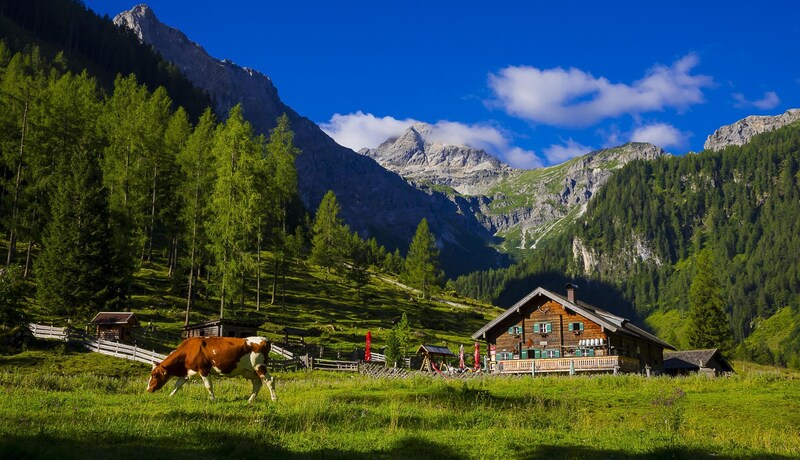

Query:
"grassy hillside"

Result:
[[1, 346, 798, 459], [19, 252, 501, 355]]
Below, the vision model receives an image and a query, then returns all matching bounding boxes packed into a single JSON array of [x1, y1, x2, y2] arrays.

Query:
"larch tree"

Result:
[[176, 108, 216, 324], [404, 218, 442, 299], [207, 105, 261, 317], [309, 190, 347, 275], [263, 114, 300, 306]]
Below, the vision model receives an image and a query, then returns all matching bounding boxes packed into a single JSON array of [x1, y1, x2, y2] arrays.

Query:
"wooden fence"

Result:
[[28, 323, 167, 365], [305, 356, 360, 372]]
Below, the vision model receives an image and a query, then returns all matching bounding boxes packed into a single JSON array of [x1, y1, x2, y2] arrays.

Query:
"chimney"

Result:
[[565, 283, 578, 303]]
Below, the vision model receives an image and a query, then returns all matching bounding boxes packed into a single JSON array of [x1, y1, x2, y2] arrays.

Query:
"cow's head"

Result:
[[146, 361, 168, 393]]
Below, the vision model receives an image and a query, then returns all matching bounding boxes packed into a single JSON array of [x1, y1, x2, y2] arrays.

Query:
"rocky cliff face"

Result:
[[478, 142, 667, 250], [114, 4, 501, 275], [704, 108, 800, 151], [359, 124, 514, 195]]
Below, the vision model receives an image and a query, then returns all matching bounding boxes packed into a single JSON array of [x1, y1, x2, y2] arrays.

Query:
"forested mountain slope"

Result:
[[455, 121, 800, 368]]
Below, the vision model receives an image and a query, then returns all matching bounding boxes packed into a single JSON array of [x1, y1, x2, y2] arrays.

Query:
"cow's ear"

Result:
[[152, 361, 160, 370]]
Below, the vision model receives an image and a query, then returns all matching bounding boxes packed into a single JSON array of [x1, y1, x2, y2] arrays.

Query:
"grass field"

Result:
[[1, 345, 798, 459]]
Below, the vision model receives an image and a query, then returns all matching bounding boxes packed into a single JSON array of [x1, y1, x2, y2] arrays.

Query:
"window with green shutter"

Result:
[[533, 322, 552, 334], [568, 322, 584, 332]]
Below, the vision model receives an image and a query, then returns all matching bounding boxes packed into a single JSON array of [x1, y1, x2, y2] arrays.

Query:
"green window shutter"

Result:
[[555, 350, 561, 358], [580, 322, 585, 331], [588, 349, 594, 357], [534, 349, 541, 359], [516, 326, 523, 334], [568, 323, 574, 331], [508, 327, 514, 335], [521, 350, 528, 359], [575, 349, 582, 357], [546, 323, 552, 333]]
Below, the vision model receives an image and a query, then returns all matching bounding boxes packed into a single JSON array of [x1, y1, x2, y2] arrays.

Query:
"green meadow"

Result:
[[1, 346, 798, 459]]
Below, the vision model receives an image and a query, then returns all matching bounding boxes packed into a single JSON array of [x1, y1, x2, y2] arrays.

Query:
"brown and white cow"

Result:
[[146, 336, 277, 403]]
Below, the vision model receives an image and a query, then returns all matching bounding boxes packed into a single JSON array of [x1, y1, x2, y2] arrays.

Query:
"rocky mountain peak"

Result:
[[361, 125, 512, 196], [704, 108, 800, 151]]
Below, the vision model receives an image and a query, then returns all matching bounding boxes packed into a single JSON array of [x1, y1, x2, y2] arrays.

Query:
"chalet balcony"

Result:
[[493, 355, 641, 374]]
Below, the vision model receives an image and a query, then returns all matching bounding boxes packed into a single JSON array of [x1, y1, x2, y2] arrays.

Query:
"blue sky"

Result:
[[87, 1, 800, 168]]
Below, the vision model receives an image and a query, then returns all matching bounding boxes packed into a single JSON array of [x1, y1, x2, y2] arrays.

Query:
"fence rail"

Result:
[[29, 323, 168, 365], [307, 357, 359, 372], [28, 323, 70, 341], [271, 344, 295, 359]]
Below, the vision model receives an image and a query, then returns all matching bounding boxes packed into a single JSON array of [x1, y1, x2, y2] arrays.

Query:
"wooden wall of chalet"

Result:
[[493, 299, 607, 358]]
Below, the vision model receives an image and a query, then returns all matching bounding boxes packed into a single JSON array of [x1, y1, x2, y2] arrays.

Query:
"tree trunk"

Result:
[[185, 240, 195, 327], [271, 253, 278, 305], [256, 220, 262, 311], [145, 164, 157, 262], [7, 101, 28, 266], [23, 240, 32, 278]]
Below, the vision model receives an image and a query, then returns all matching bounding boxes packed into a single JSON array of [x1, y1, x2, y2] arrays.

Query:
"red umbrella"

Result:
[[459, 344, 465, 369], [474, 342, 481, 371], [365, 330, 372, 362]]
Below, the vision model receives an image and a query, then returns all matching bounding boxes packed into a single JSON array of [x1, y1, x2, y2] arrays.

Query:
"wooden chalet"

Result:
[[184, 318, 262, 339], [472, 284, 675, 375], [89, 312, 139, 342], [663, 349, 733, 377]]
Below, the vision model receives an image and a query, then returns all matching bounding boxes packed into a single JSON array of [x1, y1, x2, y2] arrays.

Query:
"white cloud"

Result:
[[630, 123, 689, 149], [320, 111, 419, 151], [542, 139, 592, 164], [422, 121, 508, 154], [320, 111, 547, 169], [505, 147, 544, 169], [732, 91, 780, 110], [488, 53, 713, 127]]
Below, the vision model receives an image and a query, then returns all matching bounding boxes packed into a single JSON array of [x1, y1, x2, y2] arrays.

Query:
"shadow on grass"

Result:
[[0, 433, 464, 460], [1, 433, 794, 460], [520, 444, 794, 460]]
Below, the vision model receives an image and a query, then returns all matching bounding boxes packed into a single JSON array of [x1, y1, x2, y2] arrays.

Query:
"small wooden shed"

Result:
[[89, 312, 140, 342], [184, 318, 262, 339], [663, 349, 734, 377], [417, 344, 456, 372]]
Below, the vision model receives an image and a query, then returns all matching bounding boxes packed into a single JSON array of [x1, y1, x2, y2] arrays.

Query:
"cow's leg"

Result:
[[255, 365, 277, 401], [248, 376, 262, 404], [200, 373, 215, 401], [169, 377, 187, 397]]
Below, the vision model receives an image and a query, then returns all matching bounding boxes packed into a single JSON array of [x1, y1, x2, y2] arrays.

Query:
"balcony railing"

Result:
[[494, 355, 640, 374]]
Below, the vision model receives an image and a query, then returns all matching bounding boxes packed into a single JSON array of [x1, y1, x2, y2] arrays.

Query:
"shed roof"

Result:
[[417, 344, 456, 357], [471, 287, 675, 350], [664, 349, 733, 372], [89, 312, 139, 326]]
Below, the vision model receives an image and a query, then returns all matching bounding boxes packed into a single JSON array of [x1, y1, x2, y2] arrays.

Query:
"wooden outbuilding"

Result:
[[89, 312, 139, 342], [472, 284, 675, 375], [184, 318, 262, 339], [417, 344, 456, 372], [663, 349, 734, 377]]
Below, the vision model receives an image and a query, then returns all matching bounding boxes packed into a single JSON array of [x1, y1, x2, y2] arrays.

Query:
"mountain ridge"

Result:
[[114, 4, 502, 275]]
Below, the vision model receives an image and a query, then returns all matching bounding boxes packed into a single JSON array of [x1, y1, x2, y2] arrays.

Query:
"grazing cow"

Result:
[[147, 336, 277, 403]]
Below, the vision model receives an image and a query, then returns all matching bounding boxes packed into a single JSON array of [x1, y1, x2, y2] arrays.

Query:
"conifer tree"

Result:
[[36, 148, 115, 319], [688, 248, 732, 351], [207, 105, 261, 317], [309, 190, 347, 274], [404, 218, 442, 299], [176, 108, 216, 324]]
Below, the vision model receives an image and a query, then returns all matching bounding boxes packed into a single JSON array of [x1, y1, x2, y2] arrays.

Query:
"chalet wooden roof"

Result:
[[89, 312, 139, 326], [416, 344, 456, 357], [184, 318, 263, 330], [471, 287, 675, 350], [664, 349, 733, 371]]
